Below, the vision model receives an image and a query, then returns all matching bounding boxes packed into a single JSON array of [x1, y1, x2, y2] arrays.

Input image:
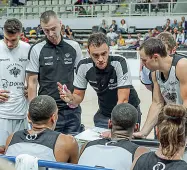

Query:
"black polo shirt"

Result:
[[26, 37, 83, 109], [74, 55, 140, 117]]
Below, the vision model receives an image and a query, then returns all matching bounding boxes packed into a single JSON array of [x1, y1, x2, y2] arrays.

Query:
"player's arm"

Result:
[[176, 58, 187, 107], [26, 47, 39, 102], [116, 57, 132, 104], [55, 135, 79, 164], [5, 134, 14, 153], [134, 72, 164, 138], [27, 73, 38, 102]]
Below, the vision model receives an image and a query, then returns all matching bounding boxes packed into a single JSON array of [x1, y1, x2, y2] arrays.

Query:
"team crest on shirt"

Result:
[[7, 63, 23, 78], [65, 53, 70, 58], [9, 67, 21, 78], [109, 79, 114, 83]]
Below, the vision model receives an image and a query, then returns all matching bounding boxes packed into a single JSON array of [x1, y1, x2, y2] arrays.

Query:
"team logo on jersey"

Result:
[[109, 79, 114, 83], [9, 67, 21, 78], [153, 162, 166, 170], [65, 53, 70, 58]]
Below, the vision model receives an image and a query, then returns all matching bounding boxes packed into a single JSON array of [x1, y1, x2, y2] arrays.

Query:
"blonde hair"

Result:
[[157, 104, 187, 158]]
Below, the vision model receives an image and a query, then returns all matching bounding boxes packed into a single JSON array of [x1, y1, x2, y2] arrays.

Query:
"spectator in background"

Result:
[[176, 30, 185, 45], [131, 104, 187, 170], [172, 27, 178, 41], [151, 0, 159, 12], [118, 19, 128, 33], [152, 27, 160, 37], [79, 103, 149, 170], [5, 95, 79, 164], [109, 20, 118, 32], [109, 40, 118, 51], [78, 6, 87, 16], [178, 21, 184, 32], [181, 16, 187, 32], [125, 33, 137, 48], [61, 24, 66, 38], [163, 19, 171, 32], [99, 19, 108, 34], [20, 32, 29, 43], [65, 25, 74, 39], [117, 34, 125, 47], [36, 24, 43, 36], [171, 19, 178, 29], [144, 29, 153, 40], [107, 28, 118, 42]]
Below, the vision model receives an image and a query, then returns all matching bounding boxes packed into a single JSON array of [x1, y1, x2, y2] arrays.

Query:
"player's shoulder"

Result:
[[56, 133, 77, 149], [19, 40, 30, 49]]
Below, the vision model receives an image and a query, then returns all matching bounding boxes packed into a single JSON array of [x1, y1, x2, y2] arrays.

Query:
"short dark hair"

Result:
[[87, 32, 109, 48], [40, 10, 57, 24], [4, 18, 22, 34], [111, 103, 138, 132], [29, 95, 57, 123], [139, 38, 167, 57]]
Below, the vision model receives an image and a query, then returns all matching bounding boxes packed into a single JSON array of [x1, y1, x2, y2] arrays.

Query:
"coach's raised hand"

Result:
[[0, 90, 9, 103], [57, 82, 73, 103]]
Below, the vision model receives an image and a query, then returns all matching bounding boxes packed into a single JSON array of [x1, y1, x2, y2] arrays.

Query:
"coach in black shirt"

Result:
[[58, 32, 141, 128], [26, 11, 83, 134]]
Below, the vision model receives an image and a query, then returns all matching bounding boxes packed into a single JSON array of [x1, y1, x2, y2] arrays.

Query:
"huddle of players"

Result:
[[1, 9, 187, 170]]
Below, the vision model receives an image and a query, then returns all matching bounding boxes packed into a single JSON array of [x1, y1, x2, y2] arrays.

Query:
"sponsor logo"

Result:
[[1, 79, 24, 89], [19, 58, 27, 62], [44, 56, 53, 59], [45, 62, 53, 66], [9, 67, 21, 78], [153, 162, 165, 170], [0, 58, 10, 62]]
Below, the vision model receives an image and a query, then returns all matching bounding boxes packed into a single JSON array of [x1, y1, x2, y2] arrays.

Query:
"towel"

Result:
[[15, 154, 38, 170]]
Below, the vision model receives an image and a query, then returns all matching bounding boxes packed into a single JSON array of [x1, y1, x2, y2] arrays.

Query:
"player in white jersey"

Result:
[[0, 19, 30, 148], [134, 37, 187, 139]]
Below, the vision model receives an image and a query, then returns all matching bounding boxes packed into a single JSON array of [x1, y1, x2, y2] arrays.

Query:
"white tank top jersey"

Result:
[[0, 40, 30, 119], [156, 56, 183, 105]]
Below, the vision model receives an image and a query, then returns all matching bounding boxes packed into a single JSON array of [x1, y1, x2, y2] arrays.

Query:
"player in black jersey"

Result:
[[131, 104, 187, 170]]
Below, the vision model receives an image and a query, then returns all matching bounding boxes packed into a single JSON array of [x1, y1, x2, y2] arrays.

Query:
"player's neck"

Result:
[[158, 55, 173, 75], [30, 124, 53, 133], [156, 146, 185, 160], [112, 130, 131, 141]]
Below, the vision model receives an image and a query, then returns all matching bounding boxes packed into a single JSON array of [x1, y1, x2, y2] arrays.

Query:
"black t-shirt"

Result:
[[26, 37, 83, 110], [74, 55, 140, 117], [133, 152, 187, 170]]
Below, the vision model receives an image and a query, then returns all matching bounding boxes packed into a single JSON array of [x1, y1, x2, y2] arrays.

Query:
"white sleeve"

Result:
[[140, 66, 152, 85], [74, 42, 83, 68], [26, 47, 39, 73], [113, 59, 132, 88], [73, 64, 88, 89]]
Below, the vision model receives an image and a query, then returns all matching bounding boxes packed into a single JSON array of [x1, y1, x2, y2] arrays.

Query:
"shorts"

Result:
[[55, 105, 82, 135], [0, 117, 28, 145], [94, 105, 142, 129]]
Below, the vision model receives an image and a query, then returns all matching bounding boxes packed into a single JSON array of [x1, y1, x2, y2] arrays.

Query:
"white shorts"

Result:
[[0, 118, 28, 146]]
